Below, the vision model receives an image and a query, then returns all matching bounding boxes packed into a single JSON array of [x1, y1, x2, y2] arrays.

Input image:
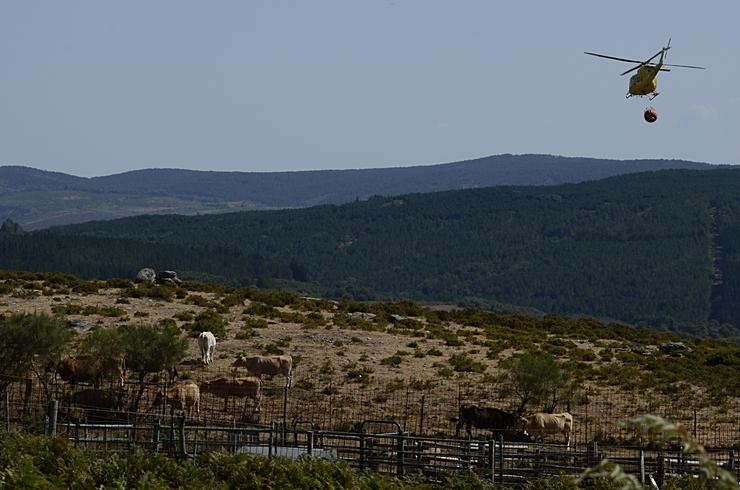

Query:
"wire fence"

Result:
[[2, 374, 739, 449]]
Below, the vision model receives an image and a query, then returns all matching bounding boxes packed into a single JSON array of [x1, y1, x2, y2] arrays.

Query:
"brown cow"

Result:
[[153, 381, 200, 417], [518, 412, 574, 447], [232, 354, 293, 387], [63, 388, 127, 422], [57, 355, 125, 389], [455, 404, 531, 441], [199, 376, 262, 415]]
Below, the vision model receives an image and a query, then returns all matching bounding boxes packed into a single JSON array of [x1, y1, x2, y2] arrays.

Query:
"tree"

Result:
[[119, 323, 187, 412], [0, 313, 71, 402], [499, 351, 577, 414]]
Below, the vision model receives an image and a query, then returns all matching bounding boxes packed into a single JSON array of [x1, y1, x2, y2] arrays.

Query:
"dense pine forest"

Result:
[[2, 168, 740, 337]]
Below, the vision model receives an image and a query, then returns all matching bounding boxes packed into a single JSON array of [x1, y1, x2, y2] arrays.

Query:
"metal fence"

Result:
[[44, 413, 740, 486]]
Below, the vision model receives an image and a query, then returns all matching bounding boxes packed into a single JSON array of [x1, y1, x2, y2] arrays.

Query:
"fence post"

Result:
[[396, 429, 405, 478], [418, 395, 425, 436], [23, 379, 32, 416], [307, 430, 314, 456], [268, 422, 274, 459], [359, 433, 366, 470], [498, 434, 504, 483], [177, 414, 187, 460], [4, 389, 8, 432], [587, 440, 598, 466], [152, 419, 161, 453], [74, 422, 80, 448], [639, 450, 645, 484], [657, 451, 665, 489], [47, 399, 58, 436], [488, 437, 495, 483], [728, 450, 735, 471], [282, 386, 289, 445], [693, 409, 698, 439]]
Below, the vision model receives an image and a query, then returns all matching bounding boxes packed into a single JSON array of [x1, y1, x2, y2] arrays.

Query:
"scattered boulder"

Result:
[[660, 342, 692, 356], [135, 268, 156, 283], [349, 312, 376, 321], [67, 319, 95, 333], [157, 270, 182, 285]]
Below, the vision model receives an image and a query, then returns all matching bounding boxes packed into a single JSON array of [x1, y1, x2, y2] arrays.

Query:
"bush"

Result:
[[191, 310, 228, 339]]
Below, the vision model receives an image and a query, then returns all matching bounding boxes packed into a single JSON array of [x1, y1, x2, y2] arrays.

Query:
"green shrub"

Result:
[[448, 353, 486, 373], [191, 310, 228, 339]]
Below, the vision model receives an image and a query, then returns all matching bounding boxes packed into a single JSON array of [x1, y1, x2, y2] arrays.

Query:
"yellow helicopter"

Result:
[[585, 40, 704, 101]]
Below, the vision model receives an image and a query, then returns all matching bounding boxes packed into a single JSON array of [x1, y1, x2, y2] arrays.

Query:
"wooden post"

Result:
[[396, 429, 405, 478], [177, 414, 186, 460], [74, 422, 80, 448], [693, 409, 698, 439], [23, 379, 32, 416], [283, 385, 289, 446], [498, 434, 504, 483], [587, 440, 598, 466], [488, 437, 495, 483], [418, 395, 425, 436], [639, 450, 645, 484], [152, 420, 161, 452], [47, 399, 58, 436], [4, 389, 9, 432]]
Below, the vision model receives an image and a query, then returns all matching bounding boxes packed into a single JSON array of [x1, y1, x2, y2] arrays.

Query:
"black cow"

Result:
[[455, 404, 531, 441]]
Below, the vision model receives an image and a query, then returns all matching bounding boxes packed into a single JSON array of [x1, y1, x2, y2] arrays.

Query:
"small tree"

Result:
[[119, 324, 187, 412], [499, 351, 577, 414], [0, 313, 71, 403]]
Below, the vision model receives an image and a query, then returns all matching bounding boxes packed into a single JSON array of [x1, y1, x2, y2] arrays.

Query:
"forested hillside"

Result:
[[2, 168, 740, 336], [0, 155, 714, 229]]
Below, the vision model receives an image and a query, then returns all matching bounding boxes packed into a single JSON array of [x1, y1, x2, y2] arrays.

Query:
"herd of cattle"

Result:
[[55, 330, 293, 420], [51, 330, 574, 446]]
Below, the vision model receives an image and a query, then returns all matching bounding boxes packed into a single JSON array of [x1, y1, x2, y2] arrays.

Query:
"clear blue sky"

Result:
[[1, 1, 738, 177]]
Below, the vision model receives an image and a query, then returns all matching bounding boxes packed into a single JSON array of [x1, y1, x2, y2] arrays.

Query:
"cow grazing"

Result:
[[153, 381, 200, 417], [232, 354, 293, 388], [64, 388, 127, 422], [518, 412, 574, 447], [199, 376, 262, 416], [455, 404, 531, 441], [57, 355, 125, 389], [197, 331, 216, 365]]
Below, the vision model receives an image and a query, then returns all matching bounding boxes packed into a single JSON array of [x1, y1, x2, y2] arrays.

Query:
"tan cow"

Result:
[[518, 412, 574, 447], [232, 354, 293, 387], [153, 381, 200, 417], [199, 376, 262, 415]]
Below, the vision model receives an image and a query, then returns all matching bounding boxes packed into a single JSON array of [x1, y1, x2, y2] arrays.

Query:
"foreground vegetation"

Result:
[[1, 422, 736, 490]]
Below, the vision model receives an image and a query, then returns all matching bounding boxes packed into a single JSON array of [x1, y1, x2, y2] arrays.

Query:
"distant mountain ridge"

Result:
[[0, 154, 719, 229], [3, 167, 740, 338]]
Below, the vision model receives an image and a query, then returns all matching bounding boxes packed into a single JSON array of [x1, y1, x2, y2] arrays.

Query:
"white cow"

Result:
[[197, 331, 216, 365]]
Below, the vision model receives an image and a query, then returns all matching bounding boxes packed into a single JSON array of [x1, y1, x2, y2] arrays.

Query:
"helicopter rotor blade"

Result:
[[618, 49, 665, 76], [662, 63, 705, 70], [584, 52, 646, 64]]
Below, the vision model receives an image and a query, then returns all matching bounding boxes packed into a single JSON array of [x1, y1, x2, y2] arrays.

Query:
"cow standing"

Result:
[[57, 355, 125, 389], [518, 412, 574, 447], [197, 331, 216, 365], [455, 404, 531, 441], [199, 376, 262, 416], [232, 354, 293, 388], [153, 381, 200, 417]]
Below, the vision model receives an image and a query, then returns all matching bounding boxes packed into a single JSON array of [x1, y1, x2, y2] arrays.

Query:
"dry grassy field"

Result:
[[1, 275, 738, 448]]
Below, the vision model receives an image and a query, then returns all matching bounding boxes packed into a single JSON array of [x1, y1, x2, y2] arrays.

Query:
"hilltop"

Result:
[[0, 154, 715, 229], [2, 168, 740, 336]]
